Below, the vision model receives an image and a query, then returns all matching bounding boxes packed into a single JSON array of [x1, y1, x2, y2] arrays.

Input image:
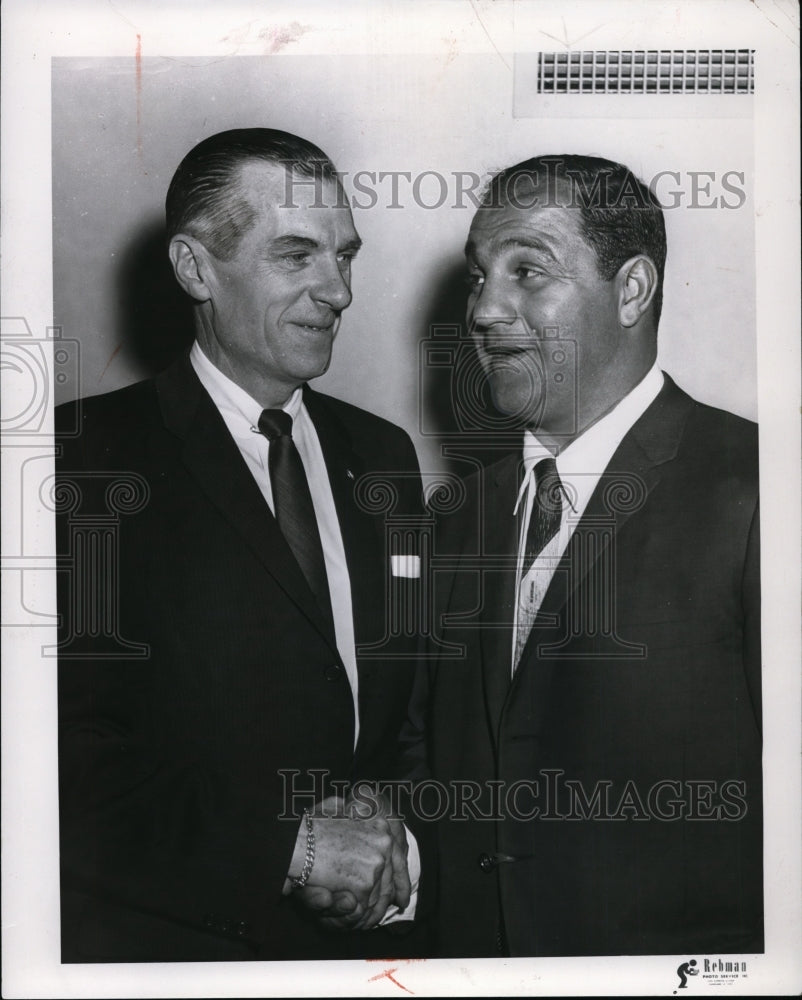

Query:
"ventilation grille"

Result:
[[537, 50, 754, 95]]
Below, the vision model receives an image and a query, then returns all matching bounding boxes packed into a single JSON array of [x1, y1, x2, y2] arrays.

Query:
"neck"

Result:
[[193, 335, 299, 410], [528, 357, 657, 453]]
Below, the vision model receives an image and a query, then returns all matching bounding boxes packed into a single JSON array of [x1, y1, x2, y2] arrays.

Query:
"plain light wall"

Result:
[[52, 54, 755, 476]]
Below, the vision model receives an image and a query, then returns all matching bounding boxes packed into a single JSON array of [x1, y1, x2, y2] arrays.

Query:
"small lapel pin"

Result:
[[346, 468, 355, 480]]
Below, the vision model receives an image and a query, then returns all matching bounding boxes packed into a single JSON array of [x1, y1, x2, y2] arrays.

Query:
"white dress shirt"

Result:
[[512, 364, 665, 674], [190, 342, 419, 921]]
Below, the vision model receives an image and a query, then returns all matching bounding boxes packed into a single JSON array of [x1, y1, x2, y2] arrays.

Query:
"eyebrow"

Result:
[[267, 235, 363, 254], [464, 234, 558, 263]]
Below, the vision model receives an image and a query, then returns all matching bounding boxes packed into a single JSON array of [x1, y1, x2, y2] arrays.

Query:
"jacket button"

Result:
[[478, 852, 496, 873], [324, 664, 343, 681]]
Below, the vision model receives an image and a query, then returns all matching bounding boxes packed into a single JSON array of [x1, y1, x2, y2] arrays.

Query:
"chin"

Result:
[[487, 371, 546, 426], [298, 354, 332, 384], [296, 362, 329, 384]]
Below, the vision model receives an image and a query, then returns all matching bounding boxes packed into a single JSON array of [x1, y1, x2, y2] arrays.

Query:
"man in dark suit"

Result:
[[423, 154, 761, 956], [56, 129, 427, 961]]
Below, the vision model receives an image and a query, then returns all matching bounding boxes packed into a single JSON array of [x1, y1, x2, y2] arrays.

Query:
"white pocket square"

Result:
[[391, 555, 421, 579]]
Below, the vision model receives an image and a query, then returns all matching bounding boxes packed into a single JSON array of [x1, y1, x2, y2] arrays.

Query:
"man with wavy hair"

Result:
[[424, 154, 761, 957]]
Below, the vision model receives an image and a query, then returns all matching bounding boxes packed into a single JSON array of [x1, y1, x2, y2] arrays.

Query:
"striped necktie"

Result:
[[522, 456, 563, 577]]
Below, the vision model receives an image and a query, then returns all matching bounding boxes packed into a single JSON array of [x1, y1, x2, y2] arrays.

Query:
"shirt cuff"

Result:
[[378, 823, 420, 925]]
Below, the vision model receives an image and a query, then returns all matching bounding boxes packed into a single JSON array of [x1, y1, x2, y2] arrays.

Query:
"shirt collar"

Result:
[[190, 341, 303, 437], [517, 363, 664, 514]]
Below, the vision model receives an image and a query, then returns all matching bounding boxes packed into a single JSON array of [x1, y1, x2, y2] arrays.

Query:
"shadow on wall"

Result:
[[116, 219, 195, 377], [418, 258, 517, 479]]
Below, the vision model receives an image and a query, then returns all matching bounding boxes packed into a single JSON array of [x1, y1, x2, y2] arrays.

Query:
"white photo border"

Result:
[[2, 1, 800, 996]]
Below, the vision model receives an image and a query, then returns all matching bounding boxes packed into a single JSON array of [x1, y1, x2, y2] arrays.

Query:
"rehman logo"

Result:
[[675, 958, 699, 991], [673, 957, 750, 991]]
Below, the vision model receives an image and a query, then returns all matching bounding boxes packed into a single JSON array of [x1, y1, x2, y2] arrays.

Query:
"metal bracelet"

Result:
[[288, 809, 315, 890]]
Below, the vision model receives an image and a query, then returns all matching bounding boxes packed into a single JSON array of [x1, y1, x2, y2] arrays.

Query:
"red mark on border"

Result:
[[367, 967, 414, 994]]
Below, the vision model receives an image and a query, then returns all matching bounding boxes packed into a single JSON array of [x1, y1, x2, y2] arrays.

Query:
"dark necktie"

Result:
[[258, 409, 334, 632], [521, 457, 563, 577]]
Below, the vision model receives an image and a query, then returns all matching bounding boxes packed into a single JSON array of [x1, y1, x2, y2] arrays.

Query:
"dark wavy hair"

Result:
[[481, 154, 667, 325]]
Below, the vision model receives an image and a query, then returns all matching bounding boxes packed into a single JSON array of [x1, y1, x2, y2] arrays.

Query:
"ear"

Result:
[[617, 255, 658, 328], [168, 235, 215, 303]]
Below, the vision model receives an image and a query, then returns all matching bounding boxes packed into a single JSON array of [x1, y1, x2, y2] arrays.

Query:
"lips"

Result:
[[478, 332, 534, 357], [483, 344, 531, 357], [293, 318, 336, 333]]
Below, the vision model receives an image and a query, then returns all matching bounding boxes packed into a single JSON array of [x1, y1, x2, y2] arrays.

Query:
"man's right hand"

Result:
[[348, 785, 411, 918], [286, 796, 407, 930]]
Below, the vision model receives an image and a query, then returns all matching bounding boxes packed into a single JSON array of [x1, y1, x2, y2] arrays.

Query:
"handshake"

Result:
[[282, 786, 413, 931]]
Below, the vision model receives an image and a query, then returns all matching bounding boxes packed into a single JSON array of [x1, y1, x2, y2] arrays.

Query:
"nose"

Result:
[[312, 257, 352, 312], [468, 272, 515, 335]]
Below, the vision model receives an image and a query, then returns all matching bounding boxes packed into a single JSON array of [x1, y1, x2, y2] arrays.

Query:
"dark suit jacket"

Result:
[[56, 354, 428, 962], [425, 374, 762, 956]]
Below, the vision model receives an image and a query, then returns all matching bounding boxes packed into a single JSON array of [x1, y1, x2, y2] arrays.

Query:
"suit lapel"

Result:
[[303, 388, 389, 760], [302, 388, 383, 659], [302, 388, 373, 599], [155, 357, 339, 652], [480, 453, 522, 738], [508, 374, 696, 701]]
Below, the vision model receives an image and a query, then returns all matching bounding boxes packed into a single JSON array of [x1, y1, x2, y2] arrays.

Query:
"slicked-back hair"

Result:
[[481, 154, 667, 325], [165, 128, 340, 260]]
